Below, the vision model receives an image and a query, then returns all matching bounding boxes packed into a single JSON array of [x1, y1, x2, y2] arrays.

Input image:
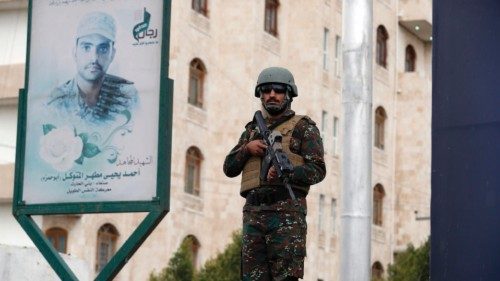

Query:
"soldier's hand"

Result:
[[245, 140, 267, 156], [267, 166, 278, 182]]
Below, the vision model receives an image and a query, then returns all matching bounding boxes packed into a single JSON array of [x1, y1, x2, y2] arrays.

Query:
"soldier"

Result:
[[48, 12, 138, 125], [224, 67, 326, 280]]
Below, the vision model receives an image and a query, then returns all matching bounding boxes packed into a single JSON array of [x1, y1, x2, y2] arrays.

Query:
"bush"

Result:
[[149, 231, 242, 281], [387, 237, 430, 281], [149, 237, 195, 281], [195, 231, 242, 281]]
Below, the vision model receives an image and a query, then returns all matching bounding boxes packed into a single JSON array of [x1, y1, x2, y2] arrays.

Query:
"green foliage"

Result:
[[195, 231, 242, 281], [387, 237, 430, 281], [149, 231, 242, 281], [149, 238, 195, 281]]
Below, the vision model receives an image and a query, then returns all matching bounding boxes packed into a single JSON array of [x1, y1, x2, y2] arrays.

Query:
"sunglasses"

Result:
[[260, 84, 287, 94]]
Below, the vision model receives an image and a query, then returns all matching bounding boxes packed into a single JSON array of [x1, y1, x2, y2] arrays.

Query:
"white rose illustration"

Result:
[[39, 127, 84, 171]]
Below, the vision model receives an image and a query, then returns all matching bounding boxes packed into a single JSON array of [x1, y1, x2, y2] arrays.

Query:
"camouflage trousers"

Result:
[[242, 197, 307, 281]]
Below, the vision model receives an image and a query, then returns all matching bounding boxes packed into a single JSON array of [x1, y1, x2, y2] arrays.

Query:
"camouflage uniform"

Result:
[[48, 74, 138, 125], [224, 109, 326, 280]]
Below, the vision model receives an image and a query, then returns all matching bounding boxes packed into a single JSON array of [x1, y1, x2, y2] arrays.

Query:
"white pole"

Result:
[[340, 0, 373, 280]]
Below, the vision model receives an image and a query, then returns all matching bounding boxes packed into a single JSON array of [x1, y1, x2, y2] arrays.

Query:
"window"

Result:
[[376, 25, 389, 68], [374, 107, 387, 150], [321, 110, 328, 142], [46, 227, 68, 253], [264, 0, 279, 36], [405, 45, 416, 72], [185, 146, 203, 196], [335, 35, 342, 77], [192, 0, 208, 16], [183, 235, 201, 269], [96, 224, 119, 273], [331, 198, 337, 234], [188, 58, 206, 108], [323, 28, 330, 70], [333, 117, 339, 156], [372, 261, 384, 280], [373, 184, 385, 226], [319, 194, 325, 231]]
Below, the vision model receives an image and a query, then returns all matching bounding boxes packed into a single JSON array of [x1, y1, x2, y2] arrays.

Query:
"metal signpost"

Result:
[[12, 1, 173, 280], [340, 0, 373, 280]]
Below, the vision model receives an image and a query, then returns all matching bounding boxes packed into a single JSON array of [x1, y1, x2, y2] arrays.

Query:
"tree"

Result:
[[195, 231, 242, 281], [149, 237, 195, 281], [387, 237, 430, 281]]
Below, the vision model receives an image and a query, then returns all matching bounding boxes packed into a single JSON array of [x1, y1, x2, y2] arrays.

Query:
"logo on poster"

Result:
[[133, 8, 159, 46]]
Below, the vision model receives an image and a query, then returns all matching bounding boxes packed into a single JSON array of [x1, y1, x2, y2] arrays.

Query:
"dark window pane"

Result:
[[189, 76, 199, 105], [186, 164, 195, 193]]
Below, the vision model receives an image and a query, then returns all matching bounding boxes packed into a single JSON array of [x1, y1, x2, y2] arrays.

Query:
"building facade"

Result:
[[0, 0, 432, 280]]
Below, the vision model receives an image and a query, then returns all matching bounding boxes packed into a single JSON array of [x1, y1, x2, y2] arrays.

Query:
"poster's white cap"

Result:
[[76, 12, 116, 41]]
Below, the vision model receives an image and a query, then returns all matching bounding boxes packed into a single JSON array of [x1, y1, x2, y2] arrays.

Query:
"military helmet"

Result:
[[254, 67, 298, 97]]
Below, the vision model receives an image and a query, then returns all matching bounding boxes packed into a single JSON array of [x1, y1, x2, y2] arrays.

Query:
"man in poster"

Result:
[[48, 11, 138, 125]]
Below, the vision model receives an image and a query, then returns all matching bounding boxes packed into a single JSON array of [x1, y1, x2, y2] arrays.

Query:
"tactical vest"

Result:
[[240, 115, 310, 195]]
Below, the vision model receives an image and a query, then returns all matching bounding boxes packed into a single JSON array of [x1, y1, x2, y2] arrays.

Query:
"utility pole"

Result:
[[340, 0, 373, 280]]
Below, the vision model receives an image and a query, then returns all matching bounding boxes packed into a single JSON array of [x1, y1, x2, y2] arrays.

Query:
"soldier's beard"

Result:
[[262, 100, 289, 116]]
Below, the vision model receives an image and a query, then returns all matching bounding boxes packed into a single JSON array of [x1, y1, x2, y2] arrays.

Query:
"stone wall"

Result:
[[0, 244, 90, 281]]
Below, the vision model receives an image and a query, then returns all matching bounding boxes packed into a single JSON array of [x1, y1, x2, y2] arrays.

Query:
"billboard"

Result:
[[13, 1, 172, 279], [23, 0, 165, 204]]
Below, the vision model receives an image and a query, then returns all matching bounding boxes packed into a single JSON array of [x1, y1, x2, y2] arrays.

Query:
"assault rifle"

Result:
[[253, 110, 297, 201]]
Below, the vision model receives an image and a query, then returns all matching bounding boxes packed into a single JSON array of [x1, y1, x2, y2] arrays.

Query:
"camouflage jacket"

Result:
[[48, 74, 138, 125], [223, 110, 326, 194]]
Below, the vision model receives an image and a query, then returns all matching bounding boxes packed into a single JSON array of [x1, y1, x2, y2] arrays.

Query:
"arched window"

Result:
[[188, 59, 206, 108], [192, 0, 208, 17], [183, 235, 201, 269], [373, 184, 385, 226], [405, 45, 416, 72], [374, 106, 387, 150], [372, 261, 384, 280], [46, 227, 68, 253], [95, 224, 119, 273], [264, 0, 279, 36], [185, 146, 203, 196], [376, 25, 389, 68]]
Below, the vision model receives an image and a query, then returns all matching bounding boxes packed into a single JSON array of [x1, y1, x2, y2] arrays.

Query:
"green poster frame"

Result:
[[12, 1, 174, 280]]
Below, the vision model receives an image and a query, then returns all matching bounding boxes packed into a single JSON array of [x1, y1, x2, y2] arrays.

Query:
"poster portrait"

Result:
[[23, 0, 164, 204]]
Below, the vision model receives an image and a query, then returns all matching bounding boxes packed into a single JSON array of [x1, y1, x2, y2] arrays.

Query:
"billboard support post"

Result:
[[95, 210, 167, 281], [16, 213, 79, 281]]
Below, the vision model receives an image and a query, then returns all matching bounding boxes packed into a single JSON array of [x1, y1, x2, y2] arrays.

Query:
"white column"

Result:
[[340, 0, 373, 280]]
